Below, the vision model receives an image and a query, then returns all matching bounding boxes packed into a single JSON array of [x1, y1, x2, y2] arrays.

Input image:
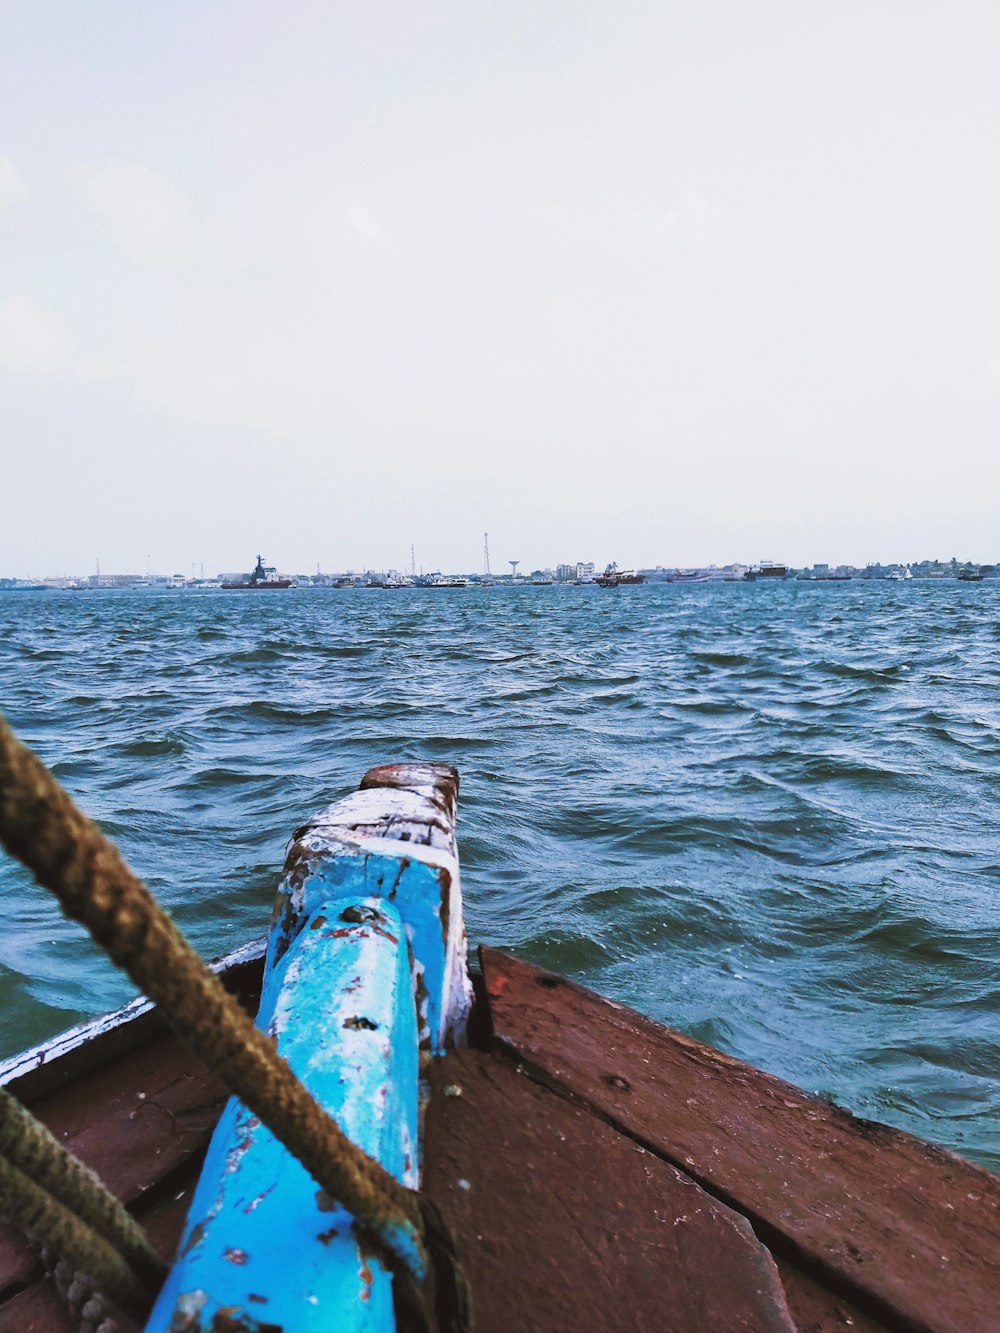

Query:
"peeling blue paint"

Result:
[[145, 897, 419, 1331], [267, 846, 461, 1054]]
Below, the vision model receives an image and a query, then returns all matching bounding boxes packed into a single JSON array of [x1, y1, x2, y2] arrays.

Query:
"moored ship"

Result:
[[425, 574, 470, 588], [744, 561, 789, 581], [595, 562, 645, 587], [221, 555, 294, 589]]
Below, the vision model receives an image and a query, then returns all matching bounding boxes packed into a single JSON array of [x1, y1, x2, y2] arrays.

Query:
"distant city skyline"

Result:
[[3, 3, 999, 580], [2, 552, 995, 587]]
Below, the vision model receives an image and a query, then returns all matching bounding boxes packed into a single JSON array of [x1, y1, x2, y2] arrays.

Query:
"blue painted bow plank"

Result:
[[145, 765, 472, 1332]]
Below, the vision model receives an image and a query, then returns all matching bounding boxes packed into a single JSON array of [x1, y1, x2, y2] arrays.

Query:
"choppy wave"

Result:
[[0, 581, 998, 1172]]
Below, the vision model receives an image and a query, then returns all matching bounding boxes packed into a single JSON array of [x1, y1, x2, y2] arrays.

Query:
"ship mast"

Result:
[[484, 532, 491, 577]]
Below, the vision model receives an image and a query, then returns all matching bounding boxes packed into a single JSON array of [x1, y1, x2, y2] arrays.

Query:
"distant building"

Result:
[[556, 564, 576, 582], [87, 573, 143, 588], [576, 562, 595, 581]]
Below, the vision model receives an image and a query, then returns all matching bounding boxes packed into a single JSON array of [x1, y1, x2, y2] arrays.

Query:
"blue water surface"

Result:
[[1, 582, 997, 1172]]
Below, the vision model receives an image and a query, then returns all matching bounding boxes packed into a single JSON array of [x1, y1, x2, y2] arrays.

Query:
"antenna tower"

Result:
[[484, 532, 491, 576]]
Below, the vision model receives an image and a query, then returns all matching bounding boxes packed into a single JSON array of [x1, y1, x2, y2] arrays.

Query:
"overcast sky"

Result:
[[2, 1, 999, 577]]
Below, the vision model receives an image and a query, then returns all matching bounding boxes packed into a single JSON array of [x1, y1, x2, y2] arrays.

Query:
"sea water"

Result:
[[0, 582, 997, 1172]]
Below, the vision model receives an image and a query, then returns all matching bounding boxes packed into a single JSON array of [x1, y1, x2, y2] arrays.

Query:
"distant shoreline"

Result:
[[2, 561, 996, 593]]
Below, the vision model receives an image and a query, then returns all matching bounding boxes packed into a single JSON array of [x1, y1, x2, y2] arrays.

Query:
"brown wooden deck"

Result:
[[1, 947, 998, 1331]]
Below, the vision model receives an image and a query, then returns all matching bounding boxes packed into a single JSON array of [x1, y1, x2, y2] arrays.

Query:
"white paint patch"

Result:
[[289, 792, 472, 1049]]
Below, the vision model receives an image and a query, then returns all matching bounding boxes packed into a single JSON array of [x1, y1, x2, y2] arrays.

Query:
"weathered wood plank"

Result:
[[480, 947, 1000, 1333], [0, 1279, 80, 1333], [423, 1049, 796, 1332], [773, 1258, 889, 1333], [0, 1266, 144, 1333], [0, 1221, 38, 1298], [24, 1033, 227, 1206], [0, 1102, 212, 1327], [0, 1035, 226, 1294], [0, 948, 257, 1304], [360, 762, 459, 823]]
